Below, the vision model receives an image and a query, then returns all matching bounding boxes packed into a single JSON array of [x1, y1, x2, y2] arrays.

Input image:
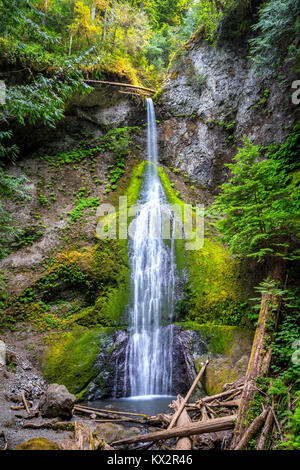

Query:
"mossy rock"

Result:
[[95, 423, 140, 444], [15, 438, 59, 450], [204, 354, 249, 395], [158, 167, 242, 324], [179, 322, 253, 395], [42, 327, 115, 398]]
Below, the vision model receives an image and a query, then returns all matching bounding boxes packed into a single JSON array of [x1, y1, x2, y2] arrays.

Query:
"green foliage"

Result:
[[4, 72, 89, 128], [270, 122, 300, 172], [280, 395, 300, 450], [181, 0, 226, 44], [271, 289, 300, 386], [249, 0, 300, 73], [11, 226, 43, 248], [69, 196, 99, 222], [0, 148, 30, 259], [212, 138, 300, 262]]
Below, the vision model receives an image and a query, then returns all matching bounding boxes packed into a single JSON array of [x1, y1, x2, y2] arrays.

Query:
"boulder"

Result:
[[95, 423, 140, 444], [15, 438, 59, 450], [39, 383, 75, 419]]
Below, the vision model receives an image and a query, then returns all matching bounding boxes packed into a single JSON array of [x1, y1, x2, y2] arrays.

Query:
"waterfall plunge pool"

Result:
[[83, 395, 176, 416]]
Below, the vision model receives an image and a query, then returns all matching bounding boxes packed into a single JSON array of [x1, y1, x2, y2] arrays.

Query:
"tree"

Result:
[[212, 138, 300, 447], [249, 0, 300, 74], [213, 138, 299, 270], [68, 0, 99, 52], [144, 0, 190, 29]]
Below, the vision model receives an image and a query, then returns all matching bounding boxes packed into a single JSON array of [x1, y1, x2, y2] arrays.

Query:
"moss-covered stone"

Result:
[[42, 327, 115, 398], [158, 167, 241, 324], [15, 438, 59, 450], [178, 321, 253, 395]]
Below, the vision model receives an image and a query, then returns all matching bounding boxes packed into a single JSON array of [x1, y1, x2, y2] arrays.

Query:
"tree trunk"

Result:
[[173, 396, 192, 450], [256, 408, 274, 450], [230, 262, 285, 448], [234, 408, 269, 450], [68, 34, 73, 56], [42, 0, 48, 26], [111, 415, 237, 447]]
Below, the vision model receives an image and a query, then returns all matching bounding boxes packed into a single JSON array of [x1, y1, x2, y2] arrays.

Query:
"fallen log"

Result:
[[234, 408, 268, 450], [172, 396, 192, 450], [21, 389, 31, 415], [218, 400, 241, 408], [231, 280, 283, 448], [15, 410, 39, 420], [197, 386, 244, 405], [168, 360, 209, 430], [111, 414, 237, 447], [22, 418, 60, 429], [83, 79, 155, 94], [74, 404, 150, 418], [256, 408, 274, 450]]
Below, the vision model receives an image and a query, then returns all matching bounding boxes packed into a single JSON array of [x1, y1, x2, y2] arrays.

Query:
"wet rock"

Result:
[[95, 423, 140, 444], [88, 330, 129, 399], [39, 384, 75, 420], [15, 438, 59, 450]]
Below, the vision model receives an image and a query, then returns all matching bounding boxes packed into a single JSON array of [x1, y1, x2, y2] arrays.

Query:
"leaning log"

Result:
[[111, 414, 237, 447], [172, 396, 192, 450], [256, 408, 274, 450], [193, 386, 244, 406], [168, 360, 209, 430], [74, 404, 150, 418], [231, 283, 282, 448], [234, 408, 269, 450]]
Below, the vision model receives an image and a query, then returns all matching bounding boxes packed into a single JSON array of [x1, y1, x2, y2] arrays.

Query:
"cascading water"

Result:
[[125, 98, 177, 397]]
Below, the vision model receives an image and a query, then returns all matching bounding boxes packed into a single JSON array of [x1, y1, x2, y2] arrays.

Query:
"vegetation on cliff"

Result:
[[0, 0, 299, 452]]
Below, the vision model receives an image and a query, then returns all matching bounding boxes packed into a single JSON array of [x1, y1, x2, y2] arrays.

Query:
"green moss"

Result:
[[177, 321, 253, 395], [42, 327, 115, 398], [69, 197, 100, 222], [15, 438, 59, 450], [178, 321, 240, 355], [69, 240, 130, 327], [158, 167, 241, 324]]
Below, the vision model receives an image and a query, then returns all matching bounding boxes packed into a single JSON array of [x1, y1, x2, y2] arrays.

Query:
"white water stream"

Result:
[[125, 98, 177, 397]]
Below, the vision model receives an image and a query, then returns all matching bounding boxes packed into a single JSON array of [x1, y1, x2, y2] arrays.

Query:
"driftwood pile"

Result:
[[3, 359, 282, 451], [72, 360, 244, 450]]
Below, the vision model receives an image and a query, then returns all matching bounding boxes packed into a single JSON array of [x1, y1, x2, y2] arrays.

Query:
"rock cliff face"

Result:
[[158, 35, 296, 191]]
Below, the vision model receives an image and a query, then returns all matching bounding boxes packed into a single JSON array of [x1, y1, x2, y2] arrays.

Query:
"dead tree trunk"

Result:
[[231, 263, 284, 448], [172, 396, 192, 450], [111, 414, 237, 447], [234, 408, 269, 450], [256, 408, 274, 450]]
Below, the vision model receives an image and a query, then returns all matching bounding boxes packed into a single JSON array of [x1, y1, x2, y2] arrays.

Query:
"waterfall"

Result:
[[125, 98, 176, 397]]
